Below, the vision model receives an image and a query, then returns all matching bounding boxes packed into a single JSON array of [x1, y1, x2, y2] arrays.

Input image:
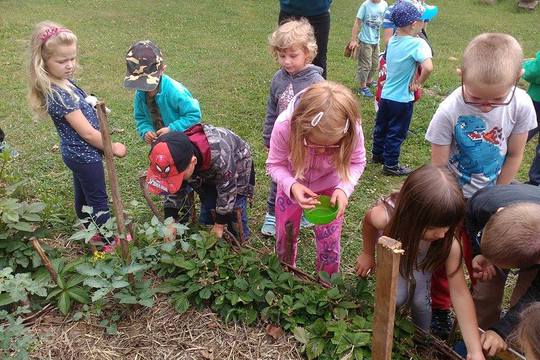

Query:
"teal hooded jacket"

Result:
[[133, 74, 201, 139]]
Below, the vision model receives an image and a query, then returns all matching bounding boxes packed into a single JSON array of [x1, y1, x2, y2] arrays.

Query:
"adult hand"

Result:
[[290, 183, 319, 209], [330, 188, 348, 218], [472, 255, 497, 282], [355, 253, 375, 277], [144, 131, 157, 144], [156, 127, 171, 137], [112, 142, 127, 158], [211, 223, 225, 238], [481, 330, 507, 357]]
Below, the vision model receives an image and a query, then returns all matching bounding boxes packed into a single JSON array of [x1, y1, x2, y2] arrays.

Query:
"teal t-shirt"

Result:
[[357, 0, 388, 45], [381, 35, 432, 103]]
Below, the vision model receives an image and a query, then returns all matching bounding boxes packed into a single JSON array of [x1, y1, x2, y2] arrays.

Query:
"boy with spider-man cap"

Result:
[[146, 124, 254, 239]]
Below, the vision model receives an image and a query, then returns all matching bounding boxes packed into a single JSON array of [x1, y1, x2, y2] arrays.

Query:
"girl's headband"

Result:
[[38, 27, 70, 43], [311, 112, 350, 134]]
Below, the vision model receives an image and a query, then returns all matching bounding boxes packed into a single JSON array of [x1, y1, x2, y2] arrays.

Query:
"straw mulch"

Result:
[[29, 297, 302, 360]]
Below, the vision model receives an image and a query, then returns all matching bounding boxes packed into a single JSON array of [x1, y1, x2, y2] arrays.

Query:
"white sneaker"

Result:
[[260, 213, 276, 237]]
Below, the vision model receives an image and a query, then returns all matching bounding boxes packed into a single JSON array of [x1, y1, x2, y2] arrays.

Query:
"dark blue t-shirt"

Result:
[[47, 82, 102, 163]]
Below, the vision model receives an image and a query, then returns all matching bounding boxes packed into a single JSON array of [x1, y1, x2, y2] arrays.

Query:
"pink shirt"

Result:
[[266, 94, 366, 200]]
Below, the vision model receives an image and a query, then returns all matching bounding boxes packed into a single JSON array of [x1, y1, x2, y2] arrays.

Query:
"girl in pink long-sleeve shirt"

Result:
[[266, 81, 367, 275]]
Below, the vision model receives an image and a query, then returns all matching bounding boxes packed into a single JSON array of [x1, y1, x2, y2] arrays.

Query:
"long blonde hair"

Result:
[[289, 81, 361, 181], [27, 21, 79, 118]]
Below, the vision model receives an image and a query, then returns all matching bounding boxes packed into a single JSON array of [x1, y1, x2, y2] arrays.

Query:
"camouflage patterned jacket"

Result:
[[187, 124, 254, 224]]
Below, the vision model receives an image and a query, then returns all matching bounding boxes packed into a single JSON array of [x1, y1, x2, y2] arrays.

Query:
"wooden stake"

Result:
[[31, 237, 58, 283], [95, 102, 134, 285], [372, 236, 404, 360], [235, 207, 245, 243], [284, 222, 294, 265], [139, 171, 163, 221]]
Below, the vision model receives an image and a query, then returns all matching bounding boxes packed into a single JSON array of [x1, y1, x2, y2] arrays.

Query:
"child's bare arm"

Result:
[[497, 132, 528, 185], [65, 110, 126, 157], [416, 58, 433, 85], [431, 144, 450, 167], [349, 18, 361, 49], [355, 205, 387, 277], [446, 239, 485, 360]]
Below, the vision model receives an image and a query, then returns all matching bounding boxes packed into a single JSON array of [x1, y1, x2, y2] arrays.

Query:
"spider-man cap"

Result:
[[146, 132, 194, 195]]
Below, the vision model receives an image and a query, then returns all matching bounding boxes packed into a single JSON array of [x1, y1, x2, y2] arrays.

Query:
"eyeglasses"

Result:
[[303, 138, 340, 149], [461, 76, 518, 108]]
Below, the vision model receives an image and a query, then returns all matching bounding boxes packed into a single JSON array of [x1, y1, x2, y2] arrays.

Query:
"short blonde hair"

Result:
[[481, 203, 540, 267], [289, 81, 361, 181], [268, 18, 318, 63], [462, 33, 523, 86]]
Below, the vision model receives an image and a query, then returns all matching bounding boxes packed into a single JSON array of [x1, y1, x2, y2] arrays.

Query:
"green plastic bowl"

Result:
[[303, 195, 338, 225]]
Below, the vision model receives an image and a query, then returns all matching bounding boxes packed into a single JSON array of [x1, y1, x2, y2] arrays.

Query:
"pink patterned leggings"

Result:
[[274, 187, 343, 275]]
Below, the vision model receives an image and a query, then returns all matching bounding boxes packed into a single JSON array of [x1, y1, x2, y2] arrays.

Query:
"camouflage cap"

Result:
[[124, 40, 164, 91]]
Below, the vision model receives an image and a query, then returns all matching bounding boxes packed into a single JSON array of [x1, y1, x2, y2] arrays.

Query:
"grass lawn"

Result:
[[1, 0, 539, 273]]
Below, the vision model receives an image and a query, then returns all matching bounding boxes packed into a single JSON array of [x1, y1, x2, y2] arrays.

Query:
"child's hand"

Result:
[[144, 131, 157, 144], [348, 40, 358, 50], [211, 223, 225, 238], [112, 142, 127, 158], [156, 127, 171, 137], [472, 255, 497, 282], [481, 330, 507, 357], [330, 189, 348, 218], [291, 183, 320, 209], [355, 253, 375, 277], [466, 352, 486, 360], [409, 81, 422, 92]]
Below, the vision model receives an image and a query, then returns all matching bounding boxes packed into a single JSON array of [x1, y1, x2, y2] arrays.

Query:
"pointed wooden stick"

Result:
[[372, 236, 403, 360], [95, 102, 134, 286], [31, 237, 57, 283]]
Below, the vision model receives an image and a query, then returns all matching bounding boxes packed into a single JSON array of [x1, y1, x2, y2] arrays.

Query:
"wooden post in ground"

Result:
[[284, 222, 294, 265], [95, 103, 134, 283], [31, 237, 58, 283], [372, 236, 404, 360]]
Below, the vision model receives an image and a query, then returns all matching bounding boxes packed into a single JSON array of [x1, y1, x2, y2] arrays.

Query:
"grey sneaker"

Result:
[[261, 213, 276, 237], [383, 164, 412, 176]]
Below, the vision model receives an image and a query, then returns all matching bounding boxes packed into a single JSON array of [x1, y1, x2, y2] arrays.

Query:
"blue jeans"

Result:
[[372, 98, 414, 167], [63, 158, 110, 226], [198, 183, 250, 239], [527, 100, 540, 186]]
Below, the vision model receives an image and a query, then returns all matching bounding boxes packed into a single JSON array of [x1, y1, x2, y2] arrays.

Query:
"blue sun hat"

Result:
[[421, 4, 438, 21]]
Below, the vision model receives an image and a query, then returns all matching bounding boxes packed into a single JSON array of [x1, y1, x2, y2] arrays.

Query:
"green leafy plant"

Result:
[[0, 306, 34, 360]]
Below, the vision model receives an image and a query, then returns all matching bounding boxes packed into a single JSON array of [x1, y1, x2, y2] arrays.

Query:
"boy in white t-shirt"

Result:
[[426, 33, 537, 199], [425, 32, 537, 340]]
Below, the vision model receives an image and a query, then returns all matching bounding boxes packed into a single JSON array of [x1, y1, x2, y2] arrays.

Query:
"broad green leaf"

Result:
[[292, 326, 309, 344], [265, 290, 276, 305], [75, 264, 101, 277], [84, 278, 110, 289], [306, 338, 326, 360], [91, 287, 111, 302], [46, 287, 63, 300], [111, 280, 130, 289], [0, 293, 14, 306], [233, 278, 249, 291], [199, 288, 212, 300], [138, 297, 154, 307], [122, 263, 149, 274], [174, 295, 190, 314], [67, 287, 90, 304], [66, 274, 86, 288], [11, 221, 33, 232], [58, 291, 72, 315]]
